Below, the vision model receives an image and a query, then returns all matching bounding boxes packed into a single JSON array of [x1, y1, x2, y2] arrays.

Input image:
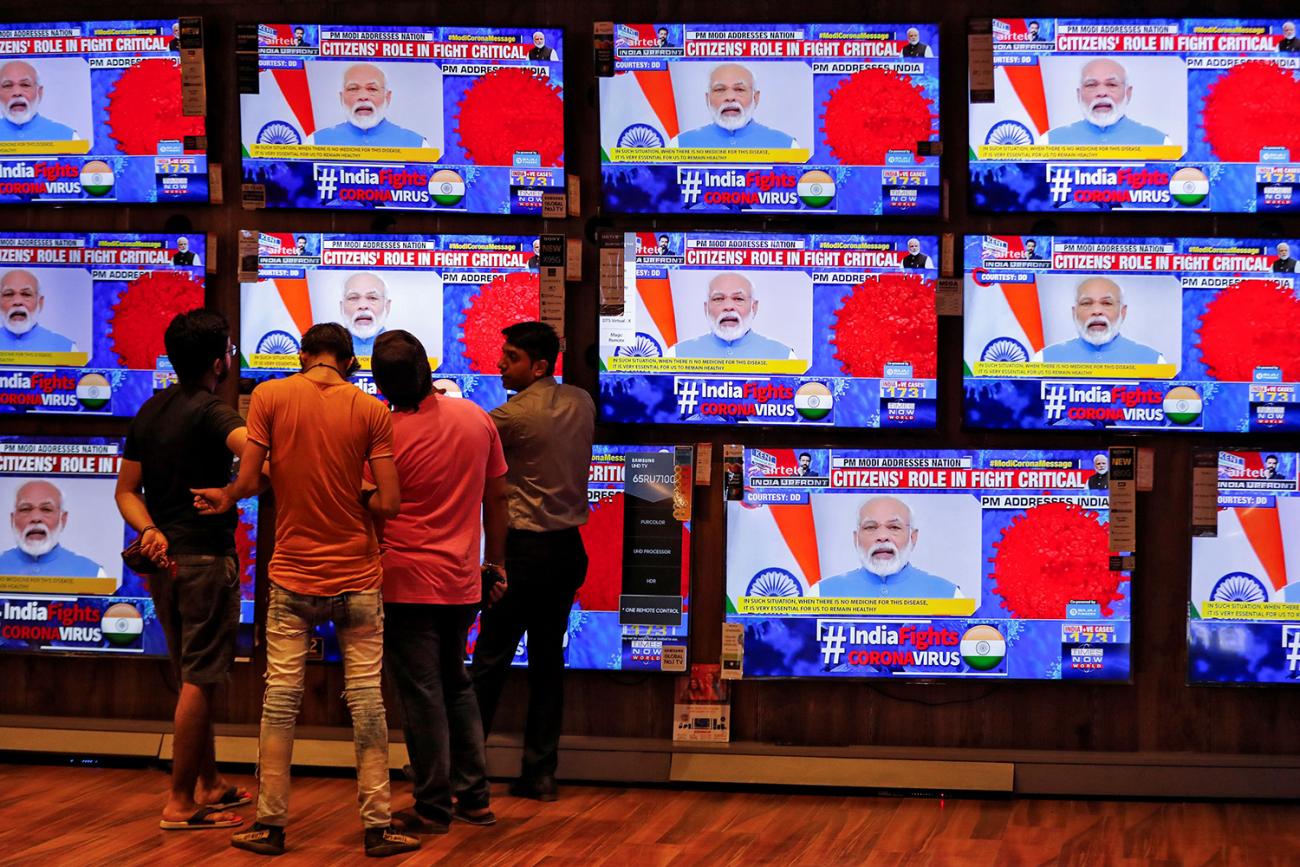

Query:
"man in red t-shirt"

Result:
[[370, 331, 508, 834]]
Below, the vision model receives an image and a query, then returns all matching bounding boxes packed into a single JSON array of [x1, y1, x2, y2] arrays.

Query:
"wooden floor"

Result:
[[1, 763, 1299, 866]]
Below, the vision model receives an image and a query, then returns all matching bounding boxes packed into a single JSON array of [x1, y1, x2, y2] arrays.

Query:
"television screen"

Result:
[[0, 19, 207, 204], [0, 232, 206, 417], [599, 22, 939, 214], [964, 235, 1300, 432], [240, 232, 541, 411], [970, 18, 1300, 213], [0, 437, 257, 657], [316, 445, 694, 671], [599, 232, 938, 428], [1189, 450, 1300, 684], [240, 24, 562, 213], [725, 447, 1131, 680]]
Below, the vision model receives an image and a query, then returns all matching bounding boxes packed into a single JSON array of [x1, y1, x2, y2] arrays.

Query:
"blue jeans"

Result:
[[384, 602, 489, 824], [257, 583, 390, 829]]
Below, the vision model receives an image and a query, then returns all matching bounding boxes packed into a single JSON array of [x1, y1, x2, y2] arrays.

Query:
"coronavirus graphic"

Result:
[[831, 273, 937, 377], [1198, 278, 1300, 381], [109, 271, 204, 370], [577, 495, 623, 612], [460, 271, 543, 374], [821, 67, 936, 165], [236, 518, 256, 593], [990, 502, 1122, 619], [105, 59, 205, 155], [455, 68, 564, 166], [1203, 62, 1300, 162]]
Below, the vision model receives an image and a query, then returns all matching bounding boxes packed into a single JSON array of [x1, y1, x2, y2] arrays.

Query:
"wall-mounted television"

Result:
[[600, 22, 939, 214], [240, 24, 562, 213]]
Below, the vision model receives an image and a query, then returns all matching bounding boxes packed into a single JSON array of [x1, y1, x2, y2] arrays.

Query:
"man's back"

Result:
[[246, 374, 394, 595], [125, 384, 243, 554], [382, 394, 506, 604], [490, 377, 593, 531]]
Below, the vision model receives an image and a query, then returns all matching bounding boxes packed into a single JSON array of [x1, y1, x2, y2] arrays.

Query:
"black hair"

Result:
[[502, 321, 559, 376], [1265, 454, 1279, 463], [372, 330, 432, 411], [300, 322, 355, 364], [799, 452, 811, 460], [164, 308, 229, 384]]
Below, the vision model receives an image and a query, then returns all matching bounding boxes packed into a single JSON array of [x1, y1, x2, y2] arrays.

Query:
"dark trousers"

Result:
[[471, 527, 587, 780], [384, 602, 489, 824]]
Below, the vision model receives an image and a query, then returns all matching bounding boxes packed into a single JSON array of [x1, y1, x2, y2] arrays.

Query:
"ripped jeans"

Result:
[[256, 583, 390, 829]]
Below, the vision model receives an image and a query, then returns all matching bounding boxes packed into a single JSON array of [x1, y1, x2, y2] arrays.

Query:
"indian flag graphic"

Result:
[[794, 382, 833, 420], [963, 238, 1045, 372], [1169, 167, 1209, 206], [960, 624, 1006, 670], [1162, 385, 1202, 425], [75, 373, 112, 410], [101, 603, 143, 647], [968, 63, 1051, 156], [1192, 480, 1296, 609], [428, 169, 465, 206], [599, 27, 681, 160], [80, 160, 114, 196], [797, 170, 836, 208]]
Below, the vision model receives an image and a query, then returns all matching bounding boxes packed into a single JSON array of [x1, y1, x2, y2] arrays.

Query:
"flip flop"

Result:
[[159, 806, 244, 831], [209, 786, 253, 809]]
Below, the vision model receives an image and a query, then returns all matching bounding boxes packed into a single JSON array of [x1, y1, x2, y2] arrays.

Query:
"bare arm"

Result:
[[366, 455, 401, 520], [192, 439, 268, 514], [482, 474, 507, 567], [226, 426, 271, 491], [114, 459, 169, 565]]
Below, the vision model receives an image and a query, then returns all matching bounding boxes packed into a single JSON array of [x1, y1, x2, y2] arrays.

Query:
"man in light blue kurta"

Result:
[[0, 480, 106, 578], [1045, 58, 1171, 147], [0, 270, 77, 353], [671, 63, 799, 149], [670, 272, 795, 360], [309, 63, 429, 148], [1032, 276, 1166, 365], [815, 495, 961, 599], [340, 272, 390, 358], [0, 61, 80, 143]]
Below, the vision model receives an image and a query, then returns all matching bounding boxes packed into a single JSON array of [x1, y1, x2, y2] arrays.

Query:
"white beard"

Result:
[[1075, 313, 1122, 347], [15, 521, 57, 557], [349, 310, 385, 339], [710, 310, 753, 342], [347, 100, 385, 130], [3, 95, 37, 125], [711, 100, 753, 132], [1080, 95, 1127, 129], [857, 539, 913, 578], [4, 307, 35, 335]]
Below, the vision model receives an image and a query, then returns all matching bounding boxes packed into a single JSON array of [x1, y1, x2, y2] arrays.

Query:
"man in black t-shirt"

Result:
[[116, 309, 252, 832]]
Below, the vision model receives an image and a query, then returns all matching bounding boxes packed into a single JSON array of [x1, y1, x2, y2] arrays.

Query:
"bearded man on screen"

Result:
[[669, 272, 794, 360], [310, 63, 429, 148], [0, 480, 106, 578], [340, 272, 391, 358], [815, 496, 960, 599], [0, 60, 80, 142], [1033, 277, 1166, 365], [0, 269, 77, 353], [671, 63, 799, 149], [1045, 59, 1171, 146]]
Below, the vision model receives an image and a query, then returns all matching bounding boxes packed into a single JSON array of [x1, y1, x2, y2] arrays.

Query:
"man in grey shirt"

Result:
[[471, 321, 594, 802]]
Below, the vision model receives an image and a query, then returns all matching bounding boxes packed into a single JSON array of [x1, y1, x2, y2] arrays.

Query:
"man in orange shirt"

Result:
[[192, 323, 417, 858]]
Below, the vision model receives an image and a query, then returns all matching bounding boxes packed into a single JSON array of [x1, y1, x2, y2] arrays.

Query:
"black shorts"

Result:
[[150, 553, 240, 685]]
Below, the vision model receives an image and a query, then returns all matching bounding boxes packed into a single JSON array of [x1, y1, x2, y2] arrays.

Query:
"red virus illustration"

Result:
[[990, 502, 1122, 620], [109, 271, 204, 370], [831, 273, 938, 377], [460, 271, 543, 374], [1198, 278, 1300, 381], [455, 68, 564, 166], [821, 67, 936, 165], [577, 494, 623, 612], [1203, 62, 1300, 162], [236, 519, 256, 595], [105, 58, 205, 155]]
